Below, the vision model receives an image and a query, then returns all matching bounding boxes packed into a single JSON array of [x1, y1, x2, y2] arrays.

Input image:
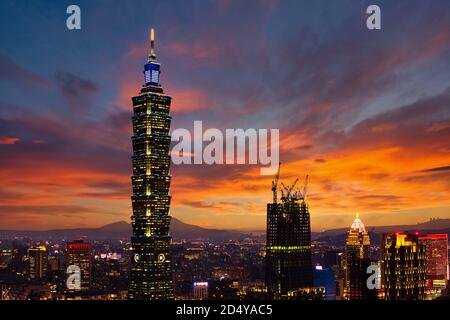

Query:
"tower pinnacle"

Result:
[[149, 28, 156, 61], [143, 28, 161, 86]]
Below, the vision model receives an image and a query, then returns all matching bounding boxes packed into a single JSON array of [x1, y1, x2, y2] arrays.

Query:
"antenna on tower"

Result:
[[149, 28, 156, 61], [271, 162, 281, 204]]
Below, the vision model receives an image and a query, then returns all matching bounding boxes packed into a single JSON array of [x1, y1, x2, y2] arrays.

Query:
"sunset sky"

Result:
[[0, 0, 450, 231]]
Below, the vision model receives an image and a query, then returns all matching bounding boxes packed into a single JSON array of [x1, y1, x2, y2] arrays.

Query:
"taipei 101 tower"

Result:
[[128, 29, 174, 300]]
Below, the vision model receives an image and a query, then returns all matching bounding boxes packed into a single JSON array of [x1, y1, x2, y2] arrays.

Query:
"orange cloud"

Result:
[[167, 85, 212, 113], [0, 137, 20, 144]]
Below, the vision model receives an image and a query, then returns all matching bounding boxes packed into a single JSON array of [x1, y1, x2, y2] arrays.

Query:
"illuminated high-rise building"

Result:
[[344, 213, 375, 300], [66, 240, 92, 290], [265, 172, 313, 298], [419, 234, 448, 297], [128, 29, 174, 300], [28, 246, 47, 280], [193, 282, 209, 300], [345, 213, 370, 260], [382, 232, 426, 300]]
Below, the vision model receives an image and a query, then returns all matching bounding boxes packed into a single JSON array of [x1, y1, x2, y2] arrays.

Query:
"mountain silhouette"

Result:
[[0, 217, 249, 241]]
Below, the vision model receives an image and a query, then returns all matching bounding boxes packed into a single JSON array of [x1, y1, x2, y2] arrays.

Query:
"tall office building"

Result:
[[344, 213, 375, 299], [323, 250, 342, 269], [345, 213, 370, 261], [193, 282, 209, 300], [128, 29, 174, 300], [313, 266, 336, 300], [66, 240, 92, 290], [28, 246, 47, 280], [419, 234, 448, 296], [382, 232, 427, 300], [265, 172, 313, 298]]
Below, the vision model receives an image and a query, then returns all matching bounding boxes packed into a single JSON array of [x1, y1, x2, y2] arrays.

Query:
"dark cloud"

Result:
[[317, 87, 450, 154], [55, 71, 100, 113], [421, 166, 450, 173], [0, 51, 49, 87], [0, 114, 131, 177]]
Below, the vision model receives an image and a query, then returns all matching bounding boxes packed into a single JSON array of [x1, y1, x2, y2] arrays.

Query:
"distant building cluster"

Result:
[[0, 213, 448, 300], [0, 239, 129, 300], [260, 170, 449, 301]]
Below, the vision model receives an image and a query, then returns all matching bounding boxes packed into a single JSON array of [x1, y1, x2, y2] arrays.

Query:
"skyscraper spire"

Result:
[[149, 28, 156, 61], [129, 30, 174, 300], [351, 212, 366, 232], [143, 28, 161, 86]]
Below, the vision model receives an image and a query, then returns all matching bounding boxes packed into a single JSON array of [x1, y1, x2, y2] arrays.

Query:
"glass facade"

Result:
[[419, 234, 449, 297], [344, 214, 374, 299], [66, 240, 92, 290], [28, 246, 47, 280], [265, 200, 313, 297], [128, 37, 174, 300], [382, 233, 427, 300]]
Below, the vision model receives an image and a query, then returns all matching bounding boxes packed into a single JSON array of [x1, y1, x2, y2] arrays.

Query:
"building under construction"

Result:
[[265, 165, 313, 298]]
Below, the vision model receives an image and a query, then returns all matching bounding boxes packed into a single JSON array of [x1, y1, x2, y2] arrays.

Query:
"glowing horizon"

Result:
[[0, 1, 449, 232]]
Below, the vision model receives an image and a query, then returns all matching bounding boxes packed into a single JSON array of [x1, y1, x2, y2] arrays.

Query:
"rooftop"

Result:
[[350, 213, 367, 233]]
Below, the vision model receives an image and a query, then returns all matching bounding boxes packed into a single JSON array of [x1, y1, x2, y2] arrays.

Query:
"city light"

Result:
[[0, 1, 448, 307]]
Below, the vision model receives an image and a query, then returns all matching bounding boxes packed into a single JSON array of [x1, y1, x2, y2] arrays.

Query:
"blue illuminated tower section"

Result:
[[128, 29, 174, 300]]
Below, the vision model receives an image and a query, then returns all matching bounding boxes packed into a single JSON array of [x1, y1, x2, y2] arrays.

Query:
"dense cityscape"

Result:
[[0, 215, 448, 300]]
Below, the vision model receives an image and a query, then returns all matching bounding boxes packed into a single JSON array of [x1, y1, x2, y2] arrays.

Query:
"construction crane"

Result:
[[296, 175, 309, 201], [272, 165, 309, 203], [280, 182, 287, 202], [271, 163, 281, 204], [288, 178, 299, 196], [303, 174, 309, 199], [280, 178, 299, 202]]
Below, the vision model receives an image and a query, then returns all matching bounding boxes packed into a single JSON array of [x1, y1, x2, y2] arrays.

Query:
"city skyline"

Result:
[[1, 0, 450, 231]]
